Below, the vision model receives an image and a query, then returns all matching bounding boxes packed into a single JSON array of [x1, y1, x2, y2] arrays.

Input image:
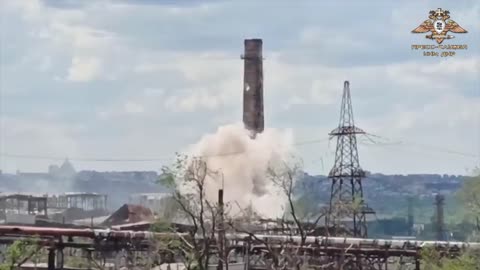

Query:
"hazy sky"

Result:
[[0, 0, 479, 175]]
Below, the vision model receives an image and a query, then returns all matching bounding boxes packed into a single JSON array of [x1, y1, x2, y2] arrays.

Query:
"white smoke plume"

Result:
[[186, 123, 295, 218]]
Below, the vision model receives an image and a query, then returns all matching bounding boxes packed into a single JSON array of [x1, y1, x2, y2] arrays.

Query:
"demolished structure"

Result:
[[0, 192, 109, 226]]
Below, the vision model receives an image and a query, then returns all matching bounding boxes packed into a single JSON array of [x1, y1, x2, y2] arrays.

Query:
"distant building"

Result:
[[50, 159, 76, 180], [16, 159, 77, 183]]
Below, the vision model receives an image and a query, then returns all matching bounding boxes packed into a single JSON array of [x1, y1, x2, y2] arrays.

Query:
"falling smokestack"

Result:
[[242, 39, 264, 137]]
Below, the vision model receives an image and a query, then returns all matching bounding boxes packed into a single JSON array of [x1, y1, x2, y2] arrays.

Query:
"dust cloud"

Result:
[[187, 123, 295, 218]]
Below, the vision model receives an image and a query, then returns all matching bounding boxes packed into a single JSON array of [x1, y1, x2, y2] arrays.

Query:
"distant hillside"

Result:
[[1, 168, 468, 218], [295, 173, 468, 222]]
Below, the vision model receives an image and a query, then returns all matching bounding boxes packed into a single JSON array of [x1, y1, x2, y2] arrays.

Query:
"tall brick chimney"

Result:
[[242, 39, 264, 137]]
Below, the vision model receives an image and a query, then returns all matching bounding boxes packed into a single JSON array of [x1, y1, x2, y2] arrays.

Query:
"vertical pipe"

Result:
[[415, 256, 420, 270], [48, 248, 56, 270], [56, 248, 64, 270], [87, 248, 93, 270], [44, 198, 48, 216], [27, 198, 32, 215], [245, 240, 250, 270], [384, 253, 388, 270], [218, 189, 225, 270]]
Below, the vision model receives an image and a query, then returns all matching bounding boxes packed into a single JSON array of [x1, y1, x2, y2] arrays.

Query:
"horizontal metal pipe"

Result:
[[0, 225, 177, 240], [225, 233, 480, 249], [237, 244, 418, 256], [0, 226, 479, 250]]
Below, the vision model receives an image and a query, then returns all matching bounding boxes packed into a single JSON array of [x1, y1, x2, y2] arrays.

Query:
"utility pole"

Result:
[[217, 189, 227, 270], [326, 81, 374, 238]]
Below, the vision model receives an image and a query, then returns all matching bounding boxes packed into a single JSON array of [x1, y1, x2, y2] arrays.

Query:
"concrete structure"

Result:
[[48, 192, 107, 211], [0, 193, 48, 217]]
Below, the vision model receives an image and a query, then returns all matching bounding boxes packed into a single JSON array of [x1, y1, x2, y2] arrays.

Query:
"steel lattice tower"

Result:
[[327, 81, 374, 238]]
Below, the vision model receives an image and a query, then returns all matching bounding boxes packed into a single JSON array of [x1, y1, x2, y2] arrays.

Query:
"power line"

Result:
[[0, 136, 332, 162], [360, 133, 479, 159], [1, 133, 476, 163], [0, 153, 173, 162], [294, 137, 330, 146]]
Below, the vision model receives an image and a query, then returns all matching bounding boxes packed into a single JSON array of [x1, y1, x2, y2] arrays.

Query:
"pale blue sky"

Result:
[[0, 0, 479, 174]]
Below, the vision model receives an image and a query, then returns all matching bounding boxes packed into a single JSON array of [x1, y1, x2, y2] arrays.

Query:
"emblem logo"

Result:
[[412, 8, 467, 44]]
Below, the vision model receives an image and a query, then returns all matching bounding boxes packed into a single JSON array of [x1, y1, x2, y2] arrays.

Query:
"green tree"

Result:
[[457, 167, 480, 238], [0, 238, 40, 270], [421, 247, 480, 270]]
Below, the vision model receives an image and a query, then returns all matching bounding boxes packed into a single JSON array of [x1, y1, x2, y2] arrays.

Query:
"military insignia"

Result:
[[412, 8, 467, 44]]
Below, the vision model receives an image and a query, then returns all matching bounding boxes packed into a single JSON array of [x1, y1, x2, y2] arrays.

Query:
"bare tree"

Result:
[[160, 155, 362, 270], [161, 154, 222, 270], [227, 158, 329, 270], [266, 159, 327, 245]]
